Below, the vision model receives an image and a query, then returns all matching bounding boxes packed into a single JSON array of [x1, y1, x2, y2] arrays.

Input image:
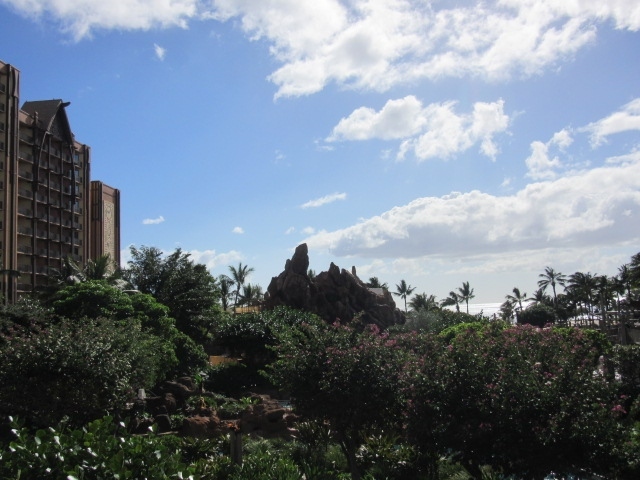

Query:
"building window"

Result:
[[0, 102, 5, 112], [0, 141, 4, 151], [0, 82, 6, 93], [0, 121, 5, 131]]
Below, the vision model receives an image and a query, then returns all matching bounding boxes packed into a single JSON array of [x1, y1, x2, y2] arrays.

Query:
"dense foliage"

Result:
[[266, 321, 410, 479], [0, 318, 167, 428], [123, 246, 221, 342], [405, 323, 632, 477]]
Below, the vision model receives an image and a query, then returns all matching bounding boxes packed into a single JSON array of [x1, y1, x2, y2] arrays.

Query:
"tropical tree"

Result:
[[499, 300, 515, 322], [527, 288, 552, 306], [457, 281, 475, 314], [441, 291, 461, 312], [393, 279, 416, 312], [505, 287, 527, 313], [217, 274, 234, 311], [367, 277, 388, 289], [229, 262, 255, 307], [123, 246, 219, 339], [409, 293, 439, 312], [47, 256, 84, 286], [567, 271, 598, 323], [538, 267, 566, 308], [240, 283, 264, 307]]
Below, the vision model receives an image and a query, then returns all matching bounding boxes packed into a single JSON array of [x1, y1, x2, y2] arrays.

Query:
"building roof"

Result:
[[21, 99, 74, 142]]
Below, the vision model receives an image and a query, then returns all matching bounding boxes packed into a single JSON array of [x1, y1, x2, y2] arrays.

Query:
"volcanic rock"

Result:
[[264, 244, 404, 328]]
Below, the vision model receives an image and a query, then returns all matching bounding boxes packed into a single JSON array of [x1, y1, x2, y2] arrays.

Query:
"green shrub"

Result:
[[0, 416, 200, 479], [0, 318, 168, 427], [516, 303, 557, 327]]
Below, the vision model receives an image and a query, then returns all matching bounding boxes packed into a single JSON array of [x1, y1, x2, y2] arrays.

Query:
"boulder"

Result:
[[240, 395, 293, 436], [265, 244, 404, 329], [180, 414, 221, 438]]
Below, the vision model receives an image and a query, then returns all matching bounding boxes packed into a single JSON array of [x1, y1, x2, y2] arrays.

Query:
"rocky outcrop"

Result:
[[240, 395, 298, 437], [264, 244, 404, 329]]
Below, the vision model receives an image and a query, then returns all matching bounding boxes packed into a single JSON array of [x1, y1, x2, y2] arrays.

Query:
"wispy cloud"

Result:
[[154, 43, 166, 61], [583, 98, 640, 147], [232, 226, 245, 234], [301, 192, 347, 209], [142, 215, 165, 225]]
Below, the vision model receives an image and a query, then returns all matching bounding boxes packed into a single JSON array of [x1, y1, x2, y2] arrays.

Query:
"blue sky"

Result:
[[2, 0, 640, 304]]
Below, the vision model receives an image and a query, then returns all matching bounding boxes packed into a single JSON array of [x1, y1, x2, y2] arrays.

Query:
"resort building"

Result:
[[0, 59, 120, 303]]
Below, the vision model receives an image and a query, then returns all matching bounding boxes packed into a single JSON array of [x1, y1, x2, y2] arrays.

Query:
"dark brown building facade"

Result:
[[0, 59, 120, 303]]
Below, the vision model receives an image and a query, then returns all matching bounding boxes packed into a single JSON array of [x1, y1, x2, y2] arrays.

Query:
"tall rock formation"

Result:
[[264, 244, 404, 329]]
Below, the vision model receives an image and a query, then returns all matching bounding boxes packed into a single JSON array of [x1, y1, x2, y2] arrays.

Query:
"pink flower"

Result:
[[612, 404, 627, 415]]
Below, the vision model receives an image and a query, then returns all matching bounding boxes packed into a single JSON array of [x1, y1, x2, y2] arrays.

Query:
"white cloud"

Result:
[[584, 98, 640, 146], [304, 156, 640, 259], [301, 192, 347, 208], [327, 95, 425, 141], [7, 2, 640, 94], [209, 0, 640, 98], [154, 43, 166, 60], [524, 128, 573, 180], [329, 96, 509, 162], [285, 226, 295, 234], [302, 226, 316, 235], [187, 249, 243, 271], [2, 0, 200, 40], [142, 215, 165, 225], [232, 226, 244, 234]]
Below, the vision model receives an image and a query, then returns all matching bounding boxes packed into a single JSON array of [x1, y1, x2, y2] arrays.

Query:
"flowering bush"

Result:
[[405, 324, 630, 477], [267, 320, 410, 479]]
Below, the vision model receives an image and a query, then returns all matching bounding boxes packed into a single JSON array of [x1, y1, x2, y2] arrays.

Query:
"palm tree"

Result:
[[595, 275, 617, 327], [48, 255, 84, 286], [409, 293, 438, 312], [500, 300, 515, 322], [228, 262, 255, 307], [457, 281, 475, 314], [217, 274, 234, 311], [367, 277, 388, 289], [83, 254, 126, 288], [393, 279, 416, 312], [441, 291, 461, 312], [538, 267, 566, 308], [240, 283, 264, 307], [505, 287, 527, 313], [527, 288, 551, 306], [567, 271, 598, 324]]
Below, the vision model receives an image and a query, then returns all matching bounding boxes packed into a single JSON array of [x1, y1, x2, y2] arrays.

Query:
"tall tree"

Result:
[[527, 288, 551, 306], [393, 279, 416, 312], [409, 293, 439, 312], [240, 283, 264, 307], [217, 274, 234, 311], [537, 267, 566, 308], [441, 291, 461, 312], [505, 287, 527, 313], [228, 262, 255, 307], [457, 281, 475, 314], [123, 246, 219, 340], [567, 271, 598, 322]]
